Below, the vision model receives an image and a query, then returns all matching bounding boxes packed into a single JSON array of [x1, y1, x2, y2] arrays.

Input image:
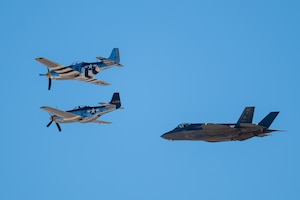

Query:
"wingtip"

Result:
[[40, 106, 47, 111], [40, 106, 52, 110]]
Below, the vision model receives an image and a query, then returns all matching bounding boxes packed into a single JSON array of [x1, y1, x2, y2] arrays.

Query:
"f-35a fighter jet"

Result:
[[161, 107, 282, 142]]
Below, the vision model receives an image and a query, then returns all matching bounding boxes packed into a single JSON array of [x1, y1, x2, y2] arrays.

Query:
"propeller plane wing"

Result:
[[41, 106, 83, 121]]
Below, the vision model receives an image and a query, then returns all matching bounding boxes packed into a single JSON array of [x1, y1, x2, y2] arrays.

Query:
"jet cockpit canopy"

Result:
[[176, 123, 191, 129]]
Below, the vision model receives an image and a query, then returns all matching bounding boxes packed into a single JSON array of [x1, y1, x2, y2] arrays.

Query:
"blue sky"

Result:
[[1, 0, 300, 199]]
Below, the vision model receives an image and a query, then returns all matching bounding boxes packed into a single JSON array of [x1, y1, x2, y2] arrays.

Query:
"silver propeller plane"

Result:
[[161, 107, 282, 142], [41, 93, 122, 132], [36, 48, 123, 90]]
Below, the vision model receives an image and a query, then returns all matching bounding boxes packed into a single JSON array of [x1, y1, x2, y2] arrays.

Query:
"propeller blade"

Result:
[[46, 120, 53, 127], [48, 78, 52, 90], [56, 123, 62, 132], [46, 68, 52, 90]]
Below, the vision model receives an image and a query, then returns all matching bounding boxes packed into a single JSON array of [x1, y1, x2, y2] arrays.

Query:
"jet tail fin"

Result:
[[110, 92, 122, 109], [235, 106, 255, 127], [258, 112, 279, 128]]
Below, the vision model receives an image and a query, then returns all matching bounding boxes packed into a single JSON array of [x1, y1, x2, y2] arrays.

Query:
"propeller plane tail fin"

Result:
[[110, 92, 122, 109], [96, 48, 123, 66]]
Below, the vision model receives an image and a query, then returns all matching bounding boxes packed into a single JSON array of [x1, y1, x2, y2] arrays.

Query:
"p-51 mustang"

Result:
[[36, 48, 123, 90], [41, 93, 123, 132], [161, 107, 283, 142]]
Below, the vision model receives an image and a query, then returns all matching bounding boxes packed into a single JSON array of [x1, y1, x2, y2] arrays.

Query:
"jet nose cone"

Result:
[[161, 132, 170, 140], [161, 133, 167, 139]]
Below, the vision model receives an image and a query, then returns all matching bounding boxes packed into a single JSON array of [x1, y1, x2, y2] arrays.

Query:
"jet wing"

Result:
[[41, 106, 82, 121], [35, 57, 80, 77], [75, 77, 110, 86]]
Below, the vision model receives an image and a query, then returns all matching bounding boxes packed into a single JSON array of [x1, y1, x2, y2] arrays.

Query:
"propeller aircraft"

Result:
[[41, 92, 123, 132], [36, 48, 123, 90]]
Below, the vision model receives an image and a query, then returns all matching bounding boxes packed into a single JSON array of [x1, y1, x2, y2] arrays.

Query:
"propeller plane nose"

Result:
[[46, 116, 61, 132], [46, 71, 51, 79]]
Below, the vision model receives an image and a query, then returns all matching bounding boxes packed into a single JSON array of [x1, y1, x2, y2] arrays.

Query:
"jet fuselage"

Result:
[[161, 122, 276, 142]]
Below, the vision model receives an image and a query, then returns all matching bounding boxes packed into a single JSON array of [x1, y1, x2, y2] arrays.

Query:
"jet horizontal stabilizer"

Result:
[[266, 129, 286, 133]]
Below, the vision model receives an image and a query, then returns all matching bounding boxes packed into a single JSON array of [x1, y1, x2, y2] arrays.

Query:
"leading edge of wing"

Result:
[[35, 57, 64, 69], [41, 106, 82, 120]]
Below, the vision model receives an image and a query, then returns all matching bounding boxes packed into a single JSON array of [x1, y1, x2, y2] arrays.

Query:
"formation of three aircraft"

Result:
[[37, 48, 282, 142]]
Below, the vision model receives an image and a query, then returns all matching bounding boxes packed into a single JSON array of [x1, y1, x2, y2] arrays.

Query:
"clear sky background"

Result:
[[1, 0, 299, 199]]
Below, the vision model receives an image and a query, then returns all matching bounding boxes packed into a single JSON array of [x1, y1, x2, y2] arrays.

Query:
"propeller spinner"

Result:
[[46, 116, 61, 132], [39, 68, 52, 90]]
